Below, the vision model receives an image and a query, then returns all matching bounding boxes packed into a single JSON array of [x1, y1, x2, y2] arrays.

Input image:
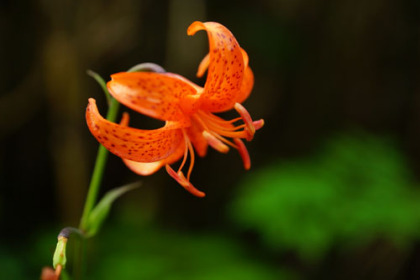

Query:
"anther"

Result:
[[253, 119, 264, 131], [234, 103, 255, 141], [234, 138, 251, 170], [165, 165, 206, 197], [202, 131, 229, 153]]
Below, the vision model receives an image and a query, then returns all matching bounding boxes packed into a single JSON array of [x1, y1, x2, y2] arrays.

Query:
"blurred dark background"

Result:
[[1, 0, 420, 279]]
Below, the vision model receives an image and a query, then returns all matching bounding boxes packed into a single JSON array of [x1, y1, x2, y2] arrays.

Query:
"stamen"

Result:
[[186, 137, 195, 180], [198, 111, 241, 125], [120, 112, 130, 126], [177, 131, 190, 173], [165, 165, 206, 197], [198, 114, 244, 132], [212, 133, 238, 149], [234, 103, 255, 141], [253, 119, 265, 131], [194, 113, 253, 140], [203, 131, 230, 153], [234, 138, 251, 170]]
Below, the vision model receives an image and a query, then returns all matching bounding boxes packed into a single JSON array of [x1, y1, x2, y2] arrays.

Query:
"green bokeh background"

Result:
[[1, 0, 420, 279]]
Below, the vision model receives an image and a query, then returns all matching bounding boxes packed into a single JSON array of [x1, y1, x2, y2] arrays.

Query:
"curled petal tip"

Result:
[[87, 98, 96, 109], [187, 21, 205, 36]]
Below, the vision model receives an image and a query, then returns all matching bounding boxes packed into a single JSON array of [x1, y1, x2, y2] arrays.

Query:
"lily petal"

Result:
[[107, 72, 198, 123], [188, 21, 245, 112], [196, 49, 253, 105], [86, 98, 184, 162], [235, 66, 254, 104], [235, 49, 254, 104], [123, 143, 185, 175], [124, 161, 163, 176], [120, 112, 186, 176]]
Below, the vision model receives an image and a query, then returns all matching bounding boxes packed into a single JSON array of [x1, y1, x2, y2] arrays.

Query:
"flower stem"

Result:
[[73, 63, 165, 279], [79, 97, 120, 231]]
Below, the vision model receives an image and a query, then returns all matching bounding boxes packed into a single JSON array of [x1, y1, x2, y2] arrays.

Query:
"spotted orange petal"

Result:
[[123, 161, 163, 176], [235, 49, 254, 104], [86, 98, 184, 162], [196, 49, 253, 105], [123, 142, 185, 175], [107, 72, 198, 123], [119, 112, 186, 176], [188, 21, 245, 112]]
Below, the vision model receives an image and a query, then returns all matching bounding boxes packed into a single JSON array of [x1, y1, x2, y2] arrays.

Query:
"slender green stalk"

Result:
[[72, 63, 165, 279], [73, 97, 118, 280], [79, 97, 120, 231], [86, 70, 112, 105], [73, 237, 86, 280]]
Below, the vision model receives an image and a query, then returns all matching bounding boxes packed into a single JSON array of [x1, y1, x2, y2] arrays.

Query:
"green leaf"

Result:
[[85, 182, 140, 237], [87, 70, 112, 105]]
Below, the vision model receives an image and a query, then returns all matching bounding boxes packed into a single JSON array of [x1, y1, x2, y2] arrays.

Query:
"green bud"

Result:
[[53, 237, 67, 269]]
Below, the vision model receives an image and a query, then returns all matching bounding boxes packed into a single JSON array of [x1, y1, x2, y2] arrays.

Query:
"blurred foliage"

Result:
[[230, 133, 420, 260], [88, 224, 296, 280], [0, 248, 25, 279], [2, 0, 420, 278], [0, 229, 57, 279], [0, 223, 297, 280]]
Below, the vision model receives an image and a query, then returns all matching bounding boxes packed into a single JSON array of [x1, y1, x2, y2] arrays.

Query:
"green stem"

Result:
[[73, 237, 87, 280], [73, 63, 165, 279], [79, 97, 120, 231], [86, 70, 112, 105]]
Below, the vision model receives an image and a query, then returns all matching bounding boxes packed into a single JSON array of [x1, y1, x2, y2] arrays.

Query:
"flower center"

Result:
[[165, 103, 264, 197]]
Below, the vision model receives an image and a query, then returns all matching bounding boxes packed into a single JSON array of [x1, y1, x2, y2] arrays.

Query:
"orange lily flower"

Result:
[[86, 21, 264, 197]]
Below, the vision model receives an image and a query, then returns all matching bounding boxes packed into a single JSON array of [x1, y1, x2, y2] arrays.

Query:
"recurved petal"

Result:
[[188, 21, 245, 112], [120, 113, 185, 176], [196, 49, 253, 105], [123, 142, 185, 175], [86, 98, 184, 162], [124, 160, 163, 176], [107, 72, 198, 122], [235, 49, 254, 104]]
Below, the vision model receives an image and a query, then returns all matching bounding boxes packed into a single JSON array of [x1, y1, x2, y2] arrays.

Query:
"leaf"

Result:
[[85, 182, 140, 237], [87, 70, 112, 105]]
